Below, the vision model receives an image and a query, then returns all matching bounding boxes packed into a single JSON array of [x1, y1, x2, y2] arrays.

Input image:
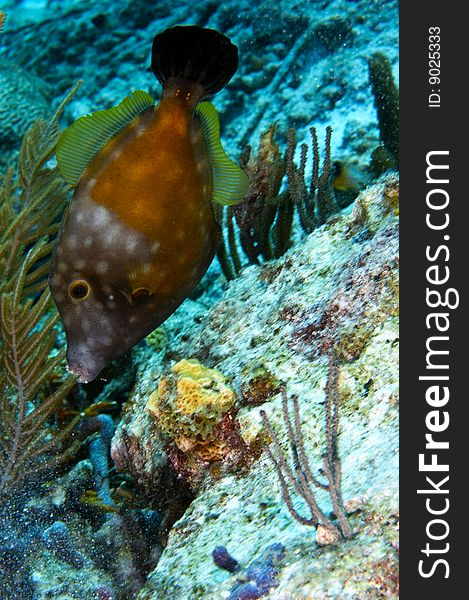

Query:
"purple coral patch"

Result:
[[229, 582, 262, 600], [212, 545, 240, 573]]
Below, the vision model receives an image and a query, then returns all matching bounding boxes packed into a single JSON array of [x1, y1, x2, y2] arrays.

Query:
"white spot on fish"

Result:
[[105, 225, 121, 246], [92, 205, 111, 229], [75, 212, 85, 223], [84, 236, 93, 248], [143, 262, 151, 275], [75, 259, 86, 270], [58, 262, 68, 273], [67, 236, 77, 250], [151, 241, 160, 254], [111, 148, 122, 160], [51, 274, 62, 286], [95, 261, 108, 275], [135, 124, 147, 138], [129, 316, 138, 324], [100, 335, 113, 347], [109, 294, 114, 300], [76, 342, 89, 355], [125, 237, 138, 253], [87, 178, 97, 190]]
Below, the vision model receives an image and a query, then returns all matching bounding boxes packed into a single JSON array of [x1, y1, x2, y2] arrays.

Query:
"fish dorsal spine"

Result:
[[195, 101, 248, 206], [56, 90, 155, 185]]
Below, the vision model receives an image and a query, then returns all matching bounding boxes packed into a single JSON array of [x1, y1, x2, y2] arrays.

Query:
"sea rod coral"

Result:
[[261, 353, 354, 542], [216, 123, 346, 281]]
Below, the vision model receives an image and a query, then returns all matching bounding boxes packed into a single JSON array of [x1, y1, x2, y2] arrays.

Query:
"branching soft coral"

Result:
[[216, 124, 342, 280], [261, 350, 353, 542], [0, 83, 82, 502]]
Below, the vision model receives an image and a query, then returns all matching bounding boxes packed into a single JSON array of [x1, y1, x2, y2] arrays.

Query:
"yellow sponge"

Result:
[[146, 359, 236, 460]]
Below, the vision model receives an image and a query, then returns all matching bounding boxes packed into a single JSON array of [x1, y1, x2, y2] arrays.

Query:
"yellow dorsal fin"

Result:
[[0, 10, 7, 33], [195, 101, 248, 205], [56, 90, 155, 185]]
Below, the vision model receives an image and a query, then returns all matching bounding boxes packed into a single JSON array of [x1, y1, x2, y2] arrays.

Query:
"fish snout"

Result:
[[66, 344, 104, 384]]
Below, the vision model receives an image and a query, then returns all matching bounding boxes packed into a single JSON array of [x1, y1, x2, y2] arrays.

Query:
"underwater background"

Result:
[[0, 0, 399, 598]]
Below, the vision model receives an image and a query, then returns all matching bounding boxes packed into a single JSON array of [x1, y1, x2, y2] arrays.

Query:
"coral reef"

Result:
[[0, 1, 398, 597], [41, 520, 86, 568], [0, 63, 50, 168], [143, 358, 258, 489], [286, 125, 337, 228], [1, 0, 398, 174], [215, 124, 291, 280], [137, 174, 399, 599]]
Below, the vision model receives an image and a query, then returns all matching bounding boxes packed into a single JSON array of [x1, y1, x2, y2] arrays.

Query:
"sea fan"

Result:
[[0, 83, 82, 501]]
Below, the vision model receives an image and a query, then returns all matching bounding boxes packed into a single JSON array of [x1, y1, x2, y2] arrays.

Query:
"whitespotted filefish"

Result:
[[49, 26, 248, 383]]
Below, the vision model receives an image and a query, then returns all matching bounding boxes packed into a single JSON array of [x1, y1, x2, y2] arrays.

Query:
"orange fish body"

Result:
[[82, 96, 218, 301], [50, 26, 247, 382]]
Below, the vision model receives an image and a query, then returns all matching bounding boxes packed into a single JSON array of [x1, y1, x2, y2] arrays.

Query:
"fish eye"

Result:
[[68, 279, 91, 301], [131, 287, 152, 300]]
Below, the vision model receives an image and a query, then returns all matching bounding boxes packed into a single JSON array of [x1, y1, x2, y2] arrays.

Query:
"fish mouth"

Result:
[[66, 362, 97, 384], [66, 341, 106, 384]]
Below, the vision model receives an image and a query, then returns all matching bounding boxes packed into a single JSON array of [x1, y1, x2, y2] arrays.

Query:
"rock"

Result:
[[132, 175, 399, 599]]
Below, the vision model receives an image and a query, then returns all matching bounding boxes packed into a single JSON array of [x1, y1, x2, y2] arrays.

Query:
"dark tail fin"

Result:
[[151, 25, 238, 98]]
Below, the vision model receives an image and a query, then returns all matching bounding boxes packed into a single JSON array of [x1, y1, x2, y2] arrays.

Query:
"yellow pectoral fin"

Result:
[[131, 287, 153, 301], [56, 90, 155, 185], [125, 264, 158, 303], [119, 287, 154, 305], [195, 101, 249, 206]]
